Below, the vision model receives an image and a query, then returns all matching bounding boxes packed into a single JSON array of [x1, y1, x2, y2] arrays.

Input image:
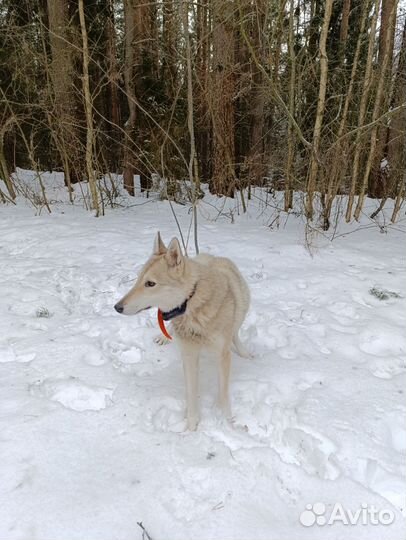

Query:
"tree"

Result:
[[353, 0, 398, 220], [369, 0, 398, 198], [195, 0, 211, 183], [210, 0, 236, 196], [78, 0, 100, 215], [388, 18, 406, 221], [305, 0, 334, 219], [345, 0, 381, 222], [122, 0, 137, 196], [47, 0, 84, 189]]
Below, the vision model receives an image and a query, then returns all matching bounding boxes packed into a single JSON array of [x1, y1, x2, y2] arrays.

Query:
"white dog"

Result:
[[115, 233, 250, 430]]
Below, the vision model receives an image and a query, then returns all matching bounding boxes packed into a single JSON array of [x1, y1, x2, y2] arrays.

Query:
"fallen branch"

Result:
[[137, 521, 153, 540]]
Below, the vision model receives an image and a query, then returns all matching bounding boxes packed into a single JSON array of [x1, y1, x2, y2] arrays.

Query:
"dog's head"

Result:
[[114, 232, 189, 315]]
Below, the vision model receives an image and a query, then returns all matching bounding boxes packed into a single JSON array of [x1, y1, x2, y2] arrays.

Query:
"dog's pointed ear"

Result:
[[166, 237, 183, 267], [153, 231, 167, 255]]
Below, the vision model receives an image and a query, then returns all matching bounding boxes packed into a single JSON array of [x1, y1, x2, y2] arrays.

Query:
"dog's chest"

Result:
[[172, 314, 206, 343]]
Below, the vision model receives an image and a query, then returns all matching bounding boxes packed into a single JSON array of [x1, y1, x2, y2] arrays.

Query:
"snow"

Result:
[[0, 170, 405, 540]]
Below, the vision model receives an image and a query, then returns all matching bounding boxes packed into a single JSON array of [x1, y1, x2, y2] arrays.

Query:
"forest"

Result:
[[0, 0, 405, 227]]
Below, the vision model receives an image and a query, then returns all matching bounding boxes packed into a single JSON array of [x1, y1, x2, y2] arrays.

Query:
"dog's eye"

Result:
[[145, 280, 156, 288]]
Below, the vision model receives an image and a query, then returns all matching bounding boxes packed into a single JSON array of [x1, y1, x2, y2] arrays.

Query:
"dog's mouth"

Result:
[[116, 304, 152, 315], [137, 306, 151, 313]]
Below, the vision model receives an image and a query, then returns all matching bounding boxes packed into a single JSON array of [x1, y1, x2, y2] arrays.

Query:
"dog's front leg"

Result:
[[180, 341, 200, 431], [218, 344, 232, 419]]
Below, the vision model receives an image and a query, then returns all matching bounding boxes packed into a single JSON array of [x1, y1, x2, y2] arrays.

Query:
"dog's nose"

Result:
[[114, 303, 124, 314]]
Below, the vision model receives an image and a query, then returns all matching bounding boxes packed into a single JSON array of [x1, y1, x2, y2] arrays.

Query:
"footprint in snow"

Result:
[[29, 377, 114, 412], [233, 402, 340, 481], [270, 409, 341, 480]]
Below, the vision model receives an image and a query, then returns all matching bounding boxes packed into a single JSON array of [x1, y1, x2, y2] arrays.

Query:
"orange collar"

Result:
[[157, 284, 197, 341], [158, 309, 172, 340]]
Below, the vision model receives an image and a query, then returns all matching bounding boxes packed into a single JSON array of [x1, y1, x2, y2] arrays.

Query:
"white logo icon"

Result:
[[300, 502, 326, 527]]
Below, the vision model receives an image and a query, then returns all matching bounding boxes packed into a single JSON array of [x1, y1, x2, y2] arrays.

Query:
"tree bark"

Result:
[[247, 0, 267, 187], [369, 0, 398, 197], [285, 0, 297, 211], [345, 0, 381, 221], [162, 0, 179, 98], [123, 0, 158, 193], [0, 117, 16, 200], [354, 0, 398, 220], [123, 0, 137, 196], [195, 0, 211, 182], [106, 0, 121, 171], [339, 0, 351, 46], [47, 0, 83, 188], [78, 0, 100, 215], [210, 0, 235, 196], [389, 18, 406, 221], [322, 0, 369, 228], [305, 0, 334, 219], [183, 0, 200, 253]]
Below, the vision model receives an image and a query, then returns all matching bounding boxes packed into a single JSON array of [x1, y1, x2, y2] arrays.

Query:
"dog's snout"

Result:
[[114, 303, 124, 314]]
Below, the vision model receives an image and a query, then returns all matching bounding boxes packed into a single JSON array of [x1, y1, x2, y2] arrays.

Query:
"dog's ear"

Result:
[[153, 231, 167, 255], [166, 237, 183, 267]]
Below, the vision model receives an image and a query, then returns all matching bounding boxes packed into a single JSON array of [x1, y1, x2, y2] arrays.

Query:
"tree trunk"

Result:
[[195, 0, 211, 183], [47, 0, 83, 188], [247, 0, 267, 187], [369, 0, 398, 197], [322, 0, 369, 228], [123, 0, 137, 196], [210, 0, 235, 196], [345, 0, 381, 221], [162, 0, 178, 98], [354, 0, 398, 219], [285, 0, 297, 211], [389, 18, 406, 221], [183, 0, 200, 253], [123, 0, 158, 193], [106, 0, 121, 171], [339, 0, 351, 47], [305, 0, 334, 219], [78, 0, 100, 215], [0, 118, 16, 200]]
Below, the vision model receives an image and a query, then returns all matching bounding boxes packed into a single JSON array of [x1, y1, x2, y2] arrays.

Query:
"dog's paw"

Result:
[[186, 416, 199, 431], [237, 347, 254, 360], [233, 338, 254, 359], [153, 334, 170, 346]]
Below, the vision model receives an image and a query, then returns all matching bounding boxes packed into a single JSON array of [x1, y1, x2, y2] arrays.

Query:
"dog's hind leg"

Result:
[[217, 342, 232, 419], [180, 341, 201, 431]]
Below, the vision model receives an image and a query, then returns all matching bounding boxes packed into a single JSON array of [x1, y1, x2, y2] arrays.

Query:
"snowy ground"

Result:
[[1, 171, 405, 540]]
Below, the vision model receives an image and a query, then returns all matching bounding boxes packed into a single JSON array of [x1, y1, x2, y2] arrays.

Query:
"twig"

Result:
[[182, 1, 200, 254], [137, 521, 153, 540], [168, 199, 188, 255]]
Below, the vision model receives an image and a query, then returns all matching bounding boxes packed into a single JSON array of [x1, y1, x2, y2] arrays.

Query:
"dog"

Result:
[[114, 232, 250, 430]]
